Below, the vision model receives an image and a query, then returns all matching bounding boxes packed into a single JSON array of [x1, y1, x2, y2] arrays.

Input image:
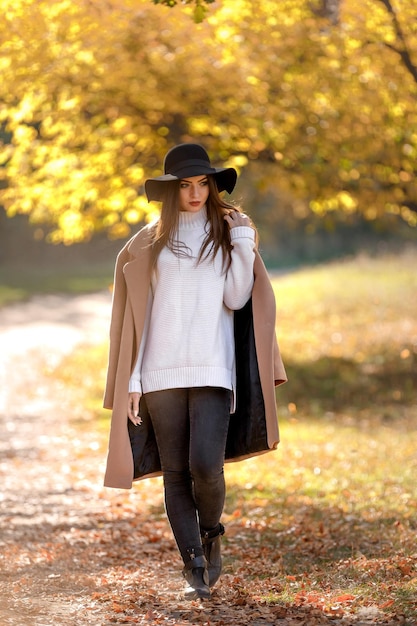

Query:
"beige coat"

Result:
[[103, 224, 287, 489]]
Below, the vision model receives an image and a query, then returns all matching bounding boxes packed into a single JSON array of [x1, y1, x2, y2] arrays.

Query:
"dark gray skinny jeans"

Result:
[[144, 386, 231, 564]]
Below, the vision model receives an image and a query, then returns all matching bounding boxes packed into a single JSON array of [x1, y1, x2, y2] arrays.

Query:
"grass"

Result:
[[46, 248, 417, 622], [0, 262, 114, 307], [275, 249, 417, 412]]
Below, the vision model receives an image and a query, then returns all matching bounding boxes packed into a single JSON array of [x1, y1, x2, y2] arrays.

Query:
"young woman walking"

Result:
[[103, 143, 286, 600]]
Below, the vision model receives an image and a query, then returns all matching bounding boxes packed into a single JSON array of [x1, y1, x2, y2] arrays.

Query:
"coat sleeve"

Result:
[[273, 335, 287, 386], [103, 244, 131, 410], [252, 250, 287, 389]]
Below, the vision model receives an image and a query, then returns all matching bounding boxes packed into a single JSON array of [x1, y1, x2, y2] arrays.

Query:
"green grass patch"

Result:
[[274, 249, 417, 414], [0, 262, 114, 307]]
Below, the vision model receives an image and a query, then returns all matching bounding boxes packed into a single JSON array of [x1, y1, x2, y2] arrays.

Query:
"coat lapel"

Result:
[[123, 226, 154, 359]]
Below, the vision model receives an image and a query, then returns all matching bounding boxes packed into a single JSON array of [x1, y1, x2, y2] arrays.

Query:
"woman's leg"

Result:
[[144, 388, 201, 563], [188, 387, 230, 588], [188, 387, 231, 531]]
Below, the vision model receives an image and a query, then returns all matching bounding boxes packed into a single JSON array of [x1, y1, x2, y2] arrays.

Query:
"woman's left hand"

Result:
[[224, 210, 253, 230]]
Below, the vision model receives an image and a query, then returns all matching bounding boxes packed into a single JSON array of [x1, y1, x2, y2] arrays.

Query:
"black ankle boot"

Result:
[[182, 550, 210, 600], [201, 523, 225, 588]]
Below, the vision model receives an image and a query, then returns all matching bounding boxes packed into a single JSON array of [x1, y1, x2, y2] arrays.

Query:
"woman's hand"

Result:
[[224, 210, 253, 230], [128, 392, 142, 426]]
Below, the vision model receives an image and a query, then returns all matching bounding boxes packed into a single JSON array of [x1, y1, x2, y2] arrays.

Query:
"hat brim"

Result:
[[145, 167, 237, 202]]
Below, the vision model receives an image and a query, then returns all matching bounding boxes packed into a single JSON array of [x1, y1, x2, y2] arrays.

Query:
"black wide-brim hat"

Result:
[[144, 143, 237, 202]]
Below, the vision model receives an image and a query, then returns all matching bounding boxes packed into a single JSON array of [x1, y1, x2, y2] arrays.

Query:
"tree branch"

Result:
[[377, 0, 417, 84]]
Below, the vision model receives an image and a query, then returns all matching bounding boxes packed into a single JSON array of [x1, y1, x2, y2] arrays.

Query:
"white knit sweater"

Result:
[[129, 207, 255, 402]]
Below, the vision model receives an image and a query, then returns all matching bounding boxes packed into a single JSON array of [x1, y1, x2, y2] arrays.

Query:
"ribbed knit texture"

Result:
[[129, 207, 255, 401]]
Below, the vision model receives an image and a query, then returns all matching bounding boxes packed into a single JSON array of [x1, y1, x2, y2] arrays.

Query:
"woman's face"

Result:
[[179, 175, 210, 212]]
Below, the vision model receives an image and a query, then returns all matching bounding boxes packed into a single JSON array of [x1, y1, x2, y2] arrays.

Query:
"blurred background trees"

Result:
[[0, 0, 416, 264]]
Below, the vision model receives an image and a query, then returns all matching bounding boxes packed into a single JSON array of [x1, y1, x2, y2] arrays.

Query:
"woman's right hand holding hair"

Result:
[[224, 209, 254, 231], [128, 392, 142, 426]]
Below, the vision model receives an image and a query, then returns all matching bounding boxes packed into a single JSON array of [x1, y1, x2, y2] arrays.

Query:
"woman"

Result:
[[103, 143, 287, 600]]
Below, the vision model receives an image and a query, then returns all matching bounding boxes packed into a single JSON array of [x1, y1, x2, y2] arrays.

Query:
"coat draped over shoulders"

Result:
[[103, 224, 287, 489]]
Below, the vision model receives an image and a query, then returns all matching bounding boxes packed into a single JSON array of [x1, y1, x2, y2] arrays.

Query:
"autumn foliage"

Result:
[[0, 0, 416, 243]]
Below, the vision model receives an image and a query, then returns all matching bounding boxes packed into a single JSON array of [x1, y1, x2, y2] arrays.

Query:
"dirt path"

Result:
[[0, 293, 204, 626], [0, 292, 113, 624], [0, 293, 373, 626]]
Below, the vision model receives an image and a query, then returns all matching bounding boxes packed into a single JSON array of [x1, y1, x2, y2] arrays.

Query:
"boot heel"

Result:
[[182, 552, 210, 600], [201, 523, 225, 588]]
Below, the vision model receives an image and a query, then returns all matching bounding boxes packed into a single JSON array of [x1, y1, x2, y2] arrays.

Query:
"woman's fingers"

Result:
[[224, 210, 252, 228], [128, 392, 142, 426]]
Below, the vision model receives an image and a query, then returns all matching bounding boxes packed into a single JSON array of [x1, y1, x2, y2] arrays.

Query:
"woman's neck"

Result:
[[178, 206, 207, 229]]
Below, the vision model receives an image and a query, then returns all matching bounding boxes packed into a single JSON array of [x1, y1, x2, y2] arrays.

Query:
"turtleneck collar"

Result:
[[178, 206, 207, 230]]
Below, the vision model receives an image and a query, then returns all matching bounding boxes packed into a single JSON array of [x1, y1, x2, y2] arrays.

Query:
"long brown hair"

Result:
[[150, 176, 255, 272]]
